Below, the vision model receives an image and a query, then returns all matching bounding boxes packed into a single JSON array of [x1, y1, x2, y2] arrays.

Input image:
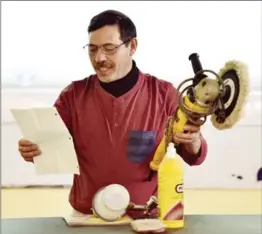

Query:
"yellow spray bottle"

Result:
[[158, 142, 184, 229]]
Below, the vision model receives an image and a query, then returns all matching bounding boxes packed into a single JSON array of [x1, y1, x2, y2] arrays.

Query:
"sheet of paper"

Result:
[[63, 209, 132, 226], [11, 107, 80, 175]]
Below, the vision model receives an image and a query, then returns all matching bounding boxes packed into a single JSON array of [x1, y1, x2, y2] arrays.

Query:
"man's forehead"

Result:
[[89, 25, 122, 45]]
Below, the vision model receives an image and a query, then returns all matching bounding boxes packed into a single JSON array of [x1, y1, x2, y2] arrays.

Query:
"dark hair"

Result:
[[88, 10, 137, 44]]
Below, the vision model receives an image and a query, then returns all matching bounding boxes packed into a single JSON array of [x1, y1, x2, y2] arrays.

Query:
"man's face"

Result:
[[88, 25, 136, 83]]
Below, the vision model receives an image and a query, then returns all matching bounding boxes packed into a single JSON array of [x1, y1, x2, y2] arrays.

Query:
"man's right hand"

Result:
[[18, 139, 41, 162]]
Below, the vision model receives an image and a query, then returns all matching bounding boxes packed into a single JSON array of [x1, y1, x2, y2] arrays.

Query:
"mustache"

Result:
[[95, 61, 113, 69]]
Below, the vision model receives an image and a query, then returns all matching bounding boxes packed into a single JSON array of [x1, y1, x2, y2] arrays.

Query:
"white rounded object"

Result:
[[102, 184, 130, 211], [92, 184, 130, 222]]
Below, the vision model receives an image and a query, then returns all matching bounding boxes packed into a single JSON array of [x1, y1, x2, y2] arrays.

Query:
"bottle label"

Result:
[[158, 179, 184, 221], [175, 183, 183, 193]]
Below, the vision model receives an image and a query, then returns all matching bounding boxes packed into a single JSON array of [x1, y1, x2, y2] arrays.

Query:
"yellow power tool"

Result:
[[147, 53, 249, 181]]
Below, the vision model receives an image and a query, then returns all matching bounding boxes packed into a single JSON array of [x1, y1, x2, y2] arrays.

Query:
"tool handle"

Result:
[[188, 53, 207, 86], [189, 53, 203, 74]]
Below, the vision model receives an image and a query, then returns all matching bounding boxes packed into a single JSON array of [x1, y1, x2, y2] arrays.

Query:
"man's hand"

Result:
[[18, 139, 41, 162], [173, 124, 202, 155]]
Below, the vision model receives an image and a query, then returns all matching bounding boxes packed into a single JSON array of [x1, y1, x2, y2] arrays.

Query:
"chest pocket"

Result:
[[127, 130, 156, 163]]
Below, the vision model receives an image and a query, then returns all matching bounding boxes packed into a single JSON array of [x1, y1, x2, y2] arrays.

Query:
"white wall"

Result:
[[2, 1, 262, 188], [2, 1, 261, 88]]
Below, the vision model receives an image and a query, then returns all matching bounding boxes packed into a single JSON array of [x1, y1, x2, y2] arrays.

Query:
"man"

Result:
[[18, 10, 207, 216]]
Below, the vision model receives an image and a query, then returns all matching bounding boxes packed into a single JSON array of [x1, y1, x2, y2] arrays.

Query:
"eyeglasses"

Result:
[[83, 40, 130, 56]]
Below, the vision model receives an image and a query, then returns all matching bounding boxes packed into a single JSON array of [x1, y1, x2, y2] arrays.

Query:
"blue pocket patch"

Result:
[[127, 130, 156, 163]]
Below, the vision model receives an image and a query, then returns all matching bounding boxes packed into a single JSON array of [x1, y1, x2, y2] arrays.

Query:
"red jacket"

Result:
[[54, 72, 208, 214]]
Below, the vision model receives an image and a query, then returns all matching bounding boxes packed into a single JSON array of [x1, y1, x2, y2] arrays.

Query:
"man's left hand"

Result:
[[173, 124, 202, 155]]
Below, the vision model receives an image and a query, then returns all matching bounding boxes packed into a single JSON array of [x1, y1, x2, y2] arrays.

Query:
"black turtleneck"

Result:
[[99, 60, 139, 97]]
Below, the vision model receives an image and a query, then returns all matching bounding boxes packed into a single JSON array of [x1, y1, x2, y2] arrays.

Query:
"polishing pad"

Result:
[[210, 60, 249, 130]]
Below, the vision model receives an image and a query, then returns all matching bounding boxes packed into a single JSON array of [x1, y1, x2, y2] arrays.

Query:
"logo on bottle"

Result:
[[175, 184, 183, 193]]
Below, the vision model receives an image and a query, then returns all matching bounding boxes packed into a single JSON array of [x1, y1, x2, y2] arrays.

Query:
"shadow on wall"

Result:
[[257, 167, 262, 181], [232, 167, 262, 182]]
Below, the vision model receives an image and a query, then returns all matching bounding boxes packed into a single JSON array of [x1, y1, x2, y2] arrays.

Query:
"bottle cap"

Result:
[[167, 142, 176, 157]]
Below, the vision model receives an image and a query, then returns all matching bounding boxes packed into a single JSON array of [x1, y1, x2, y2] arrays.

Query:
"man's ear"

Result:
[[129, 38, 138, 56]]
